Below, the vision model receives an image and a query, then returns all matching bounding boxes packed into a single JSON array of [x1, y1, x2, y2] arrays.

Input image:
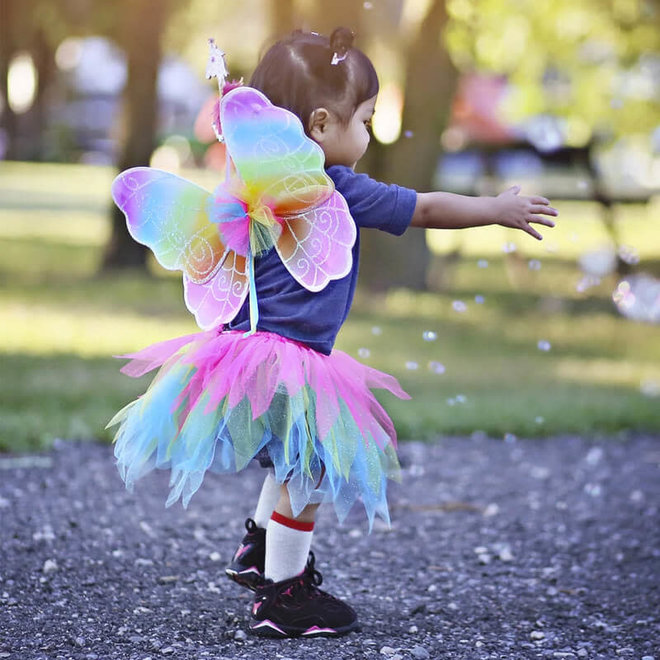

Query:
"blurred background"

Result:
[[1, 0, 659, 451]]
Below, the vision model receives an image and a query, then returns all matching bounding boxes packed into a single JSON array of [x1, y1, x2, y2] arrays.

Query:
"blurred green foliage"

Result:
[[446, 0, 660, 140]]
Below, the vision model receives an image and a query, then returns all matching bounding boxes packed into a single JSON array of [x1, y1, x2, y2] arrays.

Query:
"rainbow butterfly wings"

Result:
[[111, 168, 227, 284], [112, 86, 356, 330]]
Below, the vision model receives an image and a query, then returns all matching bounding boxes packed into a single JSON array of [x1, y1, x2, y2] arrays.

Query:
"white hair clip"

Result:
[[331, 51, 348, 66]]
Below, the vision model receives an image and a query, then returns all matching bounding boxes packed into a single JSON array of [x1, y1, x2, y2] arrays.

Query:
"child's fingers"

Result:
[[521, 223, 543, 240], [528, 195, 551, 206], [529, 214, 556, 228], [529, 204, 559, 216]]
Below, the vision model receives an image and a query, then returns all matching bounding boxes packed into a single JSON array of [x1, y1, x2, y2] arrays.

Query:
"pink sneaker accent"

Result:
[[302, 625, 338, 636], [234, 544, 250, 560], [252, 619, 286, 636]]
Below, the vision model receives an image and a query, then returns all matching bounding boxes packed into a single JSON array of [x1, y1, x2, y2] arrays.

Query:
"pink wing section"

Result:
[[275, 190, 356, 292], [183, 251, 248, 330]]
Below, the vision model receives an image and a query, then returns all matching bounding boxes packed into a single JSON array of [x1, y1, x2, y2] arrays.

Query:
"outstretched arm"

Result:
[[411, 185, 558, 240]]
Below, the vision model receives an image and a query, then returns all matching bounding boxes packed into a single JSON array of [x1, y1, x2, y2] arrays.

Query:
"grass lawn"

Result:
[[1, 161, 659, 452]]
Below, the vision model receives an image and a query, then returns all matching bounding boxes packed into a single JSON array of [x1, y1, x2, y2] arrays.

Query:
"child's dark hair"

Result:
[[250, 27, 379, 133]]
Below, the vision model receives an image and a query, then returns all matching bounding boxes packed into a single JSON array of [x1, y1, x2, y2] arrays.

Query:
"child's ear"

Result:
[[308, 108, 331, 141]]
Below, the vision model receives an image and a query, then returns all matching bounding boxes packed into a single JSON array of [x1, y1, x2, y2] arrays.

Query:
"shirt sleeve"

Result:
[[326, 165, 417, 236]]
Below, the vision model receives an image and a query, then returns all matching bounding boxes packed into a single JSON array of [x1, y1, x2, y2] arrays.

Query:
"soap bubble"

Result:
[[477, 259, 489, 268], [640, 380, 660, 397], [428, 361, 445, 374], [446, 398, 456, 406], [576, 275, 601, 293], [404, 130, 414, 138], [613, 280, 635, 311], [502, 242, 517, 254], [358, 347, 371, 359], [474, 295, 485, 305], [528, 259, 542, 271], [537, 340, 552, 352], [405, 361, 419, 370], [579, 248, 616, 277], [534, 416, 545, 425], [612, 275, 660, 323], [363, 1, 373, 8], [452, 300, 467, 313], [503, 433, 517, 444], [371, 326, 382, 335], [455, 394, 467, 404], [422, 330, 437, 342], [617, 245, 640, 265]]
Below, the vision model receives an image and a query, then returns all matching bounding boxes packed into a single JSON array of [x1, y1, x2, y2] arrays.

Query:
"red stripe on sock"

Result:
[[270, 511, 315, 532]]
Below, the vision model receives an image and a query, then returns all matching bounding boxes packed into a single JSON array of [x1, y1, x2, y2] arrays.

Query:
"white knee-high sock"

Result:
[[265, 511, 314, 583], [252, 471, 281, 529]]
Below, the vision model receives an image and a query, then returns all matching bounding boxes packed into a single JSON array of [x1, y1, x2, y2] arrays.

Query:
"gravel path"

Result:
[[1, 434, 658, 660]]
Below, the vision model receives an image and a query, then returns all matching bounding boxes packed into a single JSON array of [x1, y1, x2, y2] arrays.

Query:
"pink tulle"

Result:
[[117, 332, 203, 378], [118, 329, 409, 449]]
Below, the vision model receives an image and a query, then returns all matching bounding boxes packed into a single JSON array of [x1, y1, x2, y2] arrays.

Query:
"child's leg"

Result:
[[225, 470, 279, 589], [226, 473, 315, 589], [251, 485, 359, 638], [264, 485, 319, 582], [252, 469, 281, 528]]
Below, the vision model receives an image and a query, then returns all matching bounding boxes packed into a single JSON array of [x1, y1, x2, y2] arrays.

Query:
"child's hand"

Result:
[[494, 185, 558, 240]]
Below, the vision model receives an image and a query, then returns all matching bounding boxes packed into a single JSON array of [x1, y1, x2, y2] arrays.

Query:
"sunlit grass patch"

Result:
[[1, 303, 195, 357]]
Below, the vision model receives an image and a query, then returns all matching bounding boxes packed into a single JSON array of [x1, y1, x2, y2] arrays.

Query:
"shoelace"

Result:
[[304, 551, 323, 587], [274, 553, 324, 603], [283, 573, 322, 602]]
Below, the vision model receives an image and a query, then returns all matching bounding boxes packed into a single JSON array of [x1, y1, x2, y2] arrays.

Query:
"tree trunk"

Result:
[[269, 0, 296, 38], [360, 0, 459, 291], [25, 26, 55, 161], [101, 0, 168, 270], [312, 1, 362, 35], [0, 0, 20, 160], [580, 143, 632, 276]]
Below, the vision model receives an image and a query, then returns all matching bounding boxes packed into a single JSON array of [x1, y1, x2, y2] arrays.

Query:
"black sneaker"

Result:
[[250, 552, 359, 638], [225, 518, 266, 591]]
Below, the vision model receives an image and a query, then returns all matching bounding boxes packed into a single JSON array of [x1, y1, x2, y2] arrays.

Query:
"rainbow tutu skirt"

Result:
[[108, 329, 410, 527]]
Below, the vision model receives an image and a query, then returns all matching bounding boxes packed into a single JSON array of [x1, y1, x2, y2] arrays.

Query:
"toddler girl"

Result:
[[110, 27, 557, 639]]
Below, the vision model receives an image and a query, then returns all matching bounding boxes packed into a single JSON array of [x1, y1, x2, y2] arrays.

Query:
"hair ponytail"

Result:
[[329, 27, 354, 65]]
